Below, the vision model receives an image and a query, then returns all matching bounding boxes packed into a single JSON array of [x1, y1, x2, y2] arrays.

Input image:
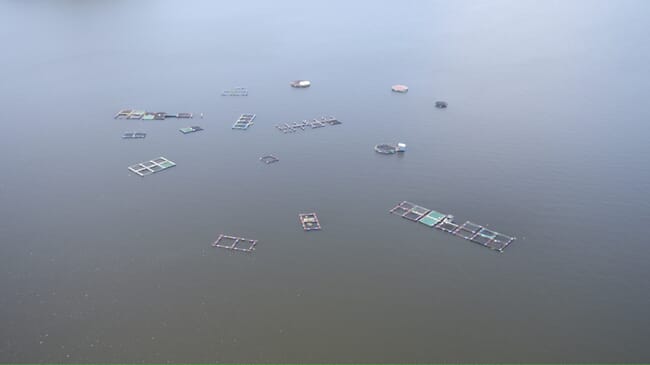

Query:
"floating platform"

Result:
[[114, 109, 193, 120], [128, 157, 176, 177], [299, 213, 321, 231], [212, 234, 258, 253], [222, 87, 248, 96], [389, 201, 516, 252], [232, 114, 256, 130], [435, 101, 448, 108], [274, 116, 341, 134], [260, 155, 279, 164], [122, 132, 146, 139], [392, 84, 408, 93], [290, 80, 311, 88], [179, 126, 203, 134]]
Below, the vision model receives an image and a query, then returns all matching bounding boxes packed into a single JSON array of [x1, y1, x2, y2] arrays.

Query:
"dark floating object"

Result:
[[374, 144, 397, 154], [260, 155, 279, 164], [375, 143, 406, 155], [435, 101, 448, 108], [179, 126, 203, 134], [122, 132, 146, 139]]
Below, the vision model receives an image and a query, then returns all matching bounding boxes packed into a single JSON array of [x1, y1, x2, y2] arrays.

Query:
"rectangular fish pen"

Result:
[[389, 201, 516, 253], [212, 234, 258, 253], [232, 114, 256, 130], [299, 213, 321, 231], [128, 157, 176, 177], [122, 132, 146, 139], [114, 109, 192, 120], [275, 116, 341, 134], [222, 87, 248, 96]]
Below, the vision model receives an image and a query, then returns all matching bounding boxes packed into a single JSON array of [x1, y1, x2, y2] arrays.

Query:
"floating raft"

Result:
[[212, 234, 258, 253], [299, 213, 321, 231], [275, 116, 341, 134], [260, 155, 279, 164], [179, 126, 203, 134], [389, 201, 516, 253], [222, 87, 248, 96], [232, 114, 256, 130], [290, 80, 311, 88], [128, 157, 176, 177], [122, 132, 146, 139], [114, 109, 193, 120]]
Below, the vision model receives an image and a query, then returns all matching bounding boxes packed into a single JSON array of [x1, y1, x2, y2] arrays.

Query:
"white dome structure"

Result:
[[391, 84, 408, 93]]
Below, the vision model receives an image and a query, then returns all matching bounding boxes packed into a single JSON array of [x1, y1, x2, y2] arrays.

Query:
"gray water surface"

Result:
[[1, 0, 650, 362]]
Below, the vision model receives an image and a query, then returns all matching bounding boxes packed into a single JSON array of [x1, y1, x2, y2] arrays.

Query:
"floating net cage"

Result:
[[299, 213, 321, 231], [128, 157, 176, 177], [212, 234, 258, 253], [275, 116, 341, 134], [389, 201, 516, 253], [374, 144, 397, 154]]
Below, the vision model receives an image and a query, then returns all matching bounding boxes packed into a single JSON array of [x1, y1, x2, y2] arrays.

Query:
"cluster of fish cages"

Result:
[[179, 126, 203, 134], [114, 109, 193, 120], [275, 116, 341, 134], [128, 157, 176, 177], [122, 132, 146, 139], [389, 201, 516, 253], [212, 234, 258, 253], [222, 87, 248, 96], [232, 114, 256, 130]]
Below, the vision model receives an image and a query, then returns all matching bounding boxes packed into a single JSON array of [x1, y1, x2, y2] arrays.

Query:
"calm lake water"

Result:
[[1, 0, 649, 362]]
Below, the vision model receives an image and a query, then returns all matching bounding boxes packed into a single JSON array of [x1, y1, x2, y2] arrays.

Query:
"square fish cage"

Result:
[[418, 210, 447, 227], [212, 234, 258, 253], [454, 221, 484, 239], [299, 213, 321, 231], [128, 157, 176, 177], [389, 201, 430, 221]]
